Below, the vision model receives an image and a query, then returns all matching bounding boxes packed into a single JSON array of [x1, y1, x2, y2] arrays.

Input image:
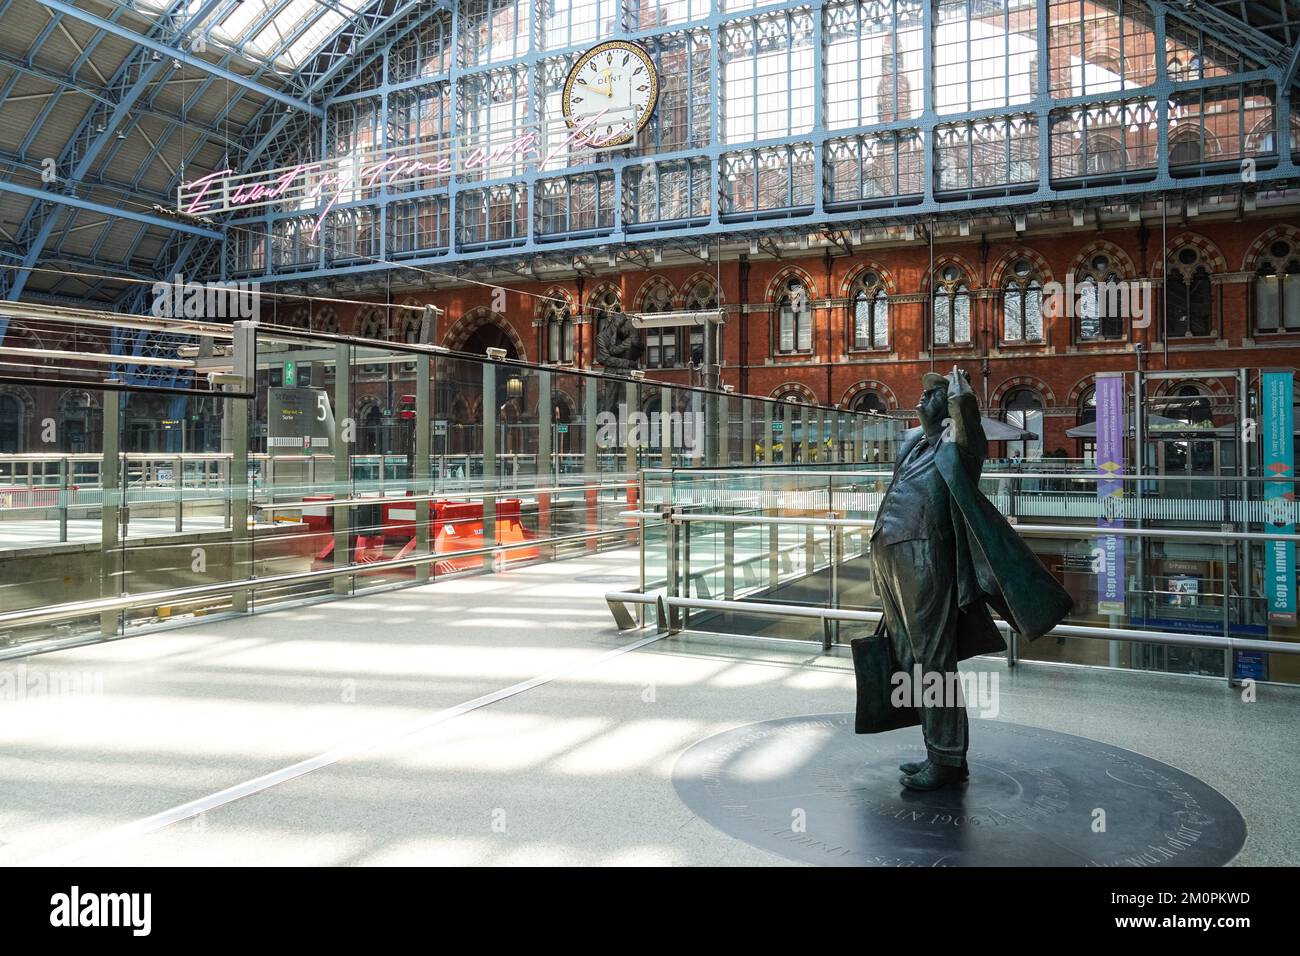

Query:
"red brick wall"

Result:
[[327, 212, 1300, 455]]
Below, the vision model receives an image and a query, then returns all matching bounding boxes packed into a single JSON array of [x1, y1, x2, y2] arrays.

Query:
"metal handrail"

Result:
[[643, 467, 1298, 484], [0, 525, 631, 633], [256, 478, 641, 511], [620, 509, 1300, 544], [603, 591, 1299, 658]]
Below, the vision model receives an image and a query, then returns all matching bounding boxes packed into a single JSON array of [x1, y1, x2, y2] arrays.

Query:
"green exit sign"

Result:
[[556, 423, 569, 434], [284, 361, 297, 387]]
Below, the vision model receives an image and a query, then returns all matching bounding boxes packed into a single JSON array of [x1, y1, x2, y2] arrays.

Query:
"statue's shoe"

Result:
[[899, 761, 926, 775], [899, 762, 969, 791]]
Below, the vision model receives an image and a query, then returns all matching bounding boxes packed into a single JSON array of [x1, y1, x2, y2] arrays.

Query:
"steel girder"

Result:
[[202, 0, 1300, 290], [33, 1, 322, 115], [4, 0, 228, 311]]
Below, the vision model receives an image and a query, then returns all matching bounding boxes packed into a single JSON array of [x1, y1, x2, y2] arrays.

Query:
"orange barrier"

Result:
[[308, 495, 540, 575]]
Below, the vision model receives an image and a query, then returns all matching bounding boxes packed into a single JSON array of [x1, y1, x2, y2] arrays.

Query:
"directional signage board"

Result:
[[268, 387, 334, 451]]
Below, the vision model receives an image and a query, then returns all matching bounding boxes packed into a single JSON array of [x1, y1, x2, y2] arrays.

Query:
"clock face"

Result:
[[562, 41, 658, 148]]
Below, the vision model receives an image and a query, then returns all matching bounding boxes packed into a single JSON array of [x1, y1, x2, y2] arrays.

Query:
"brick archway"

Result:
[[839, 260, 899, 297], [990, 375, 1057, 409], [632, 275, 676, 312], [770, 381, 818, 404], [678, 271, 725, 307], [921, 254, 980, 291], [989, 247, 1056, 288], [443, 306, 528, 361], [1151, 231, 1229, 278], [1242, 224, 1300, 272], [1150, 377, 1232, 401], [533, 286, 575, 323], [763, 265, 819, 302], [1069, 240, 1137, 280], [840, 379, 899, 410]]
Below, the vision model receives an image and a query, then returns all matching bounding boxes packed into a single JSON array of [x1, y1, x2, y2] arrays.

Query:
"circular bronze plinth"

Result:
[[673, 715, 1245, 867]]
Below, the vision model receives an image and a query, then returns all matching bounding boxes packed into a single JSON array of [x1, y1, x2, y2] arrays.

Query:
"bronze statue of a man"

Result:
[[866, 367, 1073, 791]]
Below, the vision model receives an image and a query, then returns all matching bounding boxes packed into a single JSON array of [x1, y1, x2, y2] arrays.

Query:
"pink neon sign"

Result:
[[181, 111, 632, 239]]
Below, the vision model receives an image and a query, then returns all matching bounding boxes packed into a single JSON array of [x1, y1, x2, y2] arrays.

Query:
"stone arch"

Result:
[[58, 388, 101, 412], [1069, 240, 1137, 280], [442, 306, 528, 361], [1149, 376, 1232, 401], [632, 275, 676, 312], [839, 260, 900, 297], [1151, 231, 1229, 278], [990, 375, 1057, 409], [763, 265, 819, 302], [769, 381, 818, 404], [677, 272, 725, 307], [1168, 122, 1220, 161], [989, 247, 1057, 288], [0, 383, 36, 419], [533, 286, 575, 324], [920, 254, 980, 291], [1242, 224, 1300, 272], [840, 379, 899, 410], [354, 305, 389, 340], [314, 305, 340, 335], [1066, 374, 1102, 409], [586, 282, 623, 322]]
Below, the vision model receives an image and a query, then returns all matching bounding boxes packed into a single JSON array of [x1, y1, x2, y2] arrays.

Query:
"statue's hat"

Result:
[[921, 372, 947, 392]]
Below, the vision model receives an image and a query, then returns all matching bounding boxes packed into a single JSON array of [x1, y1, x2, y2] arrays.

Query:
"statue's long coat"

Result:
[[882, 382, 1074, 661]]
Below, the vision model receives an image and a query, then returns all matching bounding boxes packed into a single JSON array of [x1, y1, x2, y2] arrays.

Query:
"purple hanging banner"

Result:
[[1095, 373, 1125, 614]]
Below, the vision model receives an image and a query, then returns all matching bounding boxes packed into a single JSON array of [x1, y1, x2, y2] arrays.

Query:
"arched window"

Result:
[[850, 271, 889, 350], [1165, 246, 1214, 337], [1004, 387, 1043, 460], [1077, 384, 1097, 464], [1254, 238, 1300, 333], [58, 390, 101, 454], [1077, 253, 1125, 340], [544, 301, 574, 363], [850, 391, 888, 415], [1084, 133, 1122, 175], [0, 393, 23, 453], [1169, 130, 1203, 168], [357, 309, 387, 375], [775, 277, 812, 355], [683, 280, 719, 365], [932, 265, 971, 346], [1002, 258, 1044, 343], [641, 283, 677, 369]]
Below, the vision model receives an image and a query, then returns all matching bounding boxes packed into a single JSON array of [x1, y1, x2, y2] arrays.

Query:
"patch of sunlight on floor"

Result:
[[201, 642, 628, 679], [729, 721, 833, 782], [579, 654, 733, 686], [784, 668, 854, 690], [456, 617, 544, 629], [92, 828, 364, 867], [599, 846, 683, 866], [552, 719, 708, 776], [358, 837, 493, 866], [387, 713, 612, 772], [706, 660, 789, 688]]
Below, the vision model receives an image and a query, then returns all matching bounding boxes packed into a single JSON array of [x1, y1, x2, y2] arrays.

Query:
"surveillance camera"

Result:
[[485, 347, 507, 360], [629, 369, 645, 380], [207, 372, 244, 388]]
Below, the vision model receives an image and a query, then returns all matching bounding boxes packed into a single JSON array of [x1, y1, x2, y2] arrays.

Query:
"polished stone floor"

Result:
[[1, 545, 1295, 866]]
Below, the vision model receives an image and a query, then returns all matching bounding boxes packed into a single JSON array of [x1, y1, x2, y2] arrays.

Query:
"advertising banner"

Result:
[[1262, 369, 1295, 624], [1096, 373, 1125, 614]]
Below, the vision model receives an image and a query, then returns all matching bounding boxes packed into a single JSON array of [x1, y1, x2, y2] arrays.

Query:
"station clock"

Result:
[[561, 40, 659, 148]]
